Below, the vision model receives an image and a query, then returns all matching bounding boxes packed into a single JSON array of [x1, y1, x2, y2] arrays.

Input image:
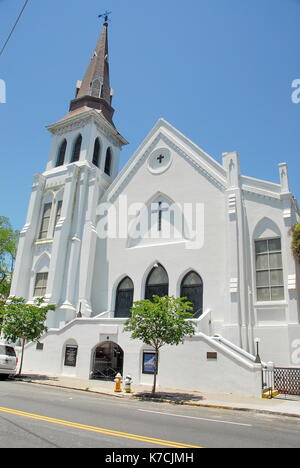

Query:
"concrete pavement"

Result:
[[14, 372, 300, 419], [3, 380, 300, 448]]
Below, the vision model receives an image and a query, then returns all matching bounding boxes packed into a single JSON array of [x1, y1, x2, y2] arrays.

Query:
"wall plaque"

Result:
[[64, 345, 78, 367], [207, 352, 217, 360]]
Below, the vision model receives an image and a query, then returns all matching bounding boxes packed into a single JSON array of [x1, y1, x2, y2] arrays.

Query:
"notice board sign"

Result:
[[64, 345, 78, 367]]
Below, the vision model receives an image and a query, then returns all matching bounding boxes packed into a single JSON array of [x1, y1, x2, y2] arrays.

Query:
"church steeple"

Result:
[[69, 19, 115, 125]]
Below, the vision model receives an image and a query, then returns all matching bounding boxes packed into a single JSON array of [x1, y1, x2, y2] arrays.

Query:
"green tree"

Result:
[[292, 223, 300, 263], [0, 297, 55, 376], [124, 295, 196, 395], [0, 217, 19, 299]]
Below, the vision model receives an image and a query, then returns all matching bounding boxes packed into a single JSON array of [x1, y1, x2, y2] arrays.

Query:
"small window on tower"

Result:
[[92, 138, 101, 168], [39, 203, 52, 240], [56, 140, 67, 167], [104, 147, 112, 176], [71, 135, 82, 163]]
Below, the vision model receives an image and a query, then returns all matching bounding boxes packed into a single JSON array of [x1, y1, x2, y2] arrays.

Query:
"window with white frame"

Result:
[[39, 203, 52, 240], [33, 272, 48, 297], [255, 238, 284, 301]]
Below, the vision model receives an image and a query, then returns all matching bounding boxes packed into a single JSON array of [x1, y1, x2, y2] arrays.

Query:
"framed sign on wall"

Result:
[[142, 351, 157, 375], [64, 345, 78, 367]]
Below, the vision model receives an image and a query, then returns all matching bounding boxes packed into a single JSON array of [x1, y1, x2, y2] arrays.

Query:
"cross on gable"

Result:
[[157, 154, 165, 164], [151, 201, 169, 231]]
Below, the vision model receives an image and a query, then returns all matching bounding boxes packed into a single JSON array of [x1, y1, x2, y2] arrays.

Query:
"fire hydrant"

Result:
[[124, 375, 133, 393], [114, 373, 122, 393]]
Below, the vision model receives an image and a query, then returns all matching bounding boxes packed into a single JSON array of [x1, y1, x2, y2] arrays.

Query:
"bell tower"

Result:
[[10, 18, 128, 328], [45, 16, 127, 177]]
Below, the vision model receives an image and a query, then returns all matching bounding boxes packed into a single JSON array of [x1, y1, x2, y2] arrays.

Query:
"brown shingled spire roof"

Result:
[[69, 21, 115, 125]]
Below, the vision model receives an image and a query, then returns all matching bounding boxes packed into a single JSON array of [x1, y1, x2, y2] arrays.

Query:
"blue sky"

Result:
[[0, 0, 299, 230]]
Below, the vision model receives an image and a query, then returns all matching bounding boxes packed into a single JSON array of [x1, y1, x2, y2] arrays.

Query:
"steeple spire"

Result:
[[69, 18, 115, 125]]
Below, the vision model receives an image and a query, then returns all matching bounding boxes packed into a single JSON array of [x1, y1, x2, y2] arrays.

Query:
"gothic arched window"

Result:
[[92, 138, 101, 168], [104, 147, 112, 176], [145, 264, 169, 301], [115, 277, 134, 318], [180, 271, 203, 318], [71, 135, 82, 163], [56, 139, 67, 167]]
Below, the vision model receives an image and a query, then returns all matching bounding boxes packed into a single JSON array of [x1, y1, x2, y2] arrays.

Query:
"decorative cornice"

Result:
[[243, 189, 281, 203], [94, 119, 123, 148], [46, 109, 128, 148], [47, 116, 90, 136]]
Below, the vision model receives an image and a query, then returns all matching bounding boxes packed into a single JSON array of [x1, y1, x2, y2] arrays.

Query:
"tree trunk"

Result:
[[152, 349, 159, 395], [18, 338, 25, 376]]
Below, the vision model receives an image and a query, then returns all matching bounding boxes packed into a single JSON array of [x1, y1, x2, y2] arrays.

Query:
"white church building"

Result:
[[10, 21, 300, 396]]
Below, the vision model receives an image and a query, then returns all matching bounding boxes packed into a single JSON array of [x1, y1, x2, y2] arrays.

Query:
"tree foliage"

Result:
[[0, 297, 55, 375], [292, 223, 300, 263], [0, 217, 19, 298], [124, 295, 196, 394]]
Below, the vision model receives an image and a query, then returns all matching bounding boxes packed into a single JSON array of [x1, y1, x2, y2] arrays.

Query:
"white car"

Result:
[[0, 344, 18, 380]]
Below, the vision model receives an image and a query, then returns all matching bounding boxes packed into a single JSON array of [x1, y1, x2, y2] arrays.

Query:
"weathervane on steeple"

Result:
[[98, 11, 112, 25]]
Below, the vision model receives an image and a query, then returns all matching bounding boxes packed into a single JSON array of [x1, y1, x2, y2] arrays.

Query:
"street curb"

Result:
[[134, 396, 300, 419], [15, 378, 300, 420]]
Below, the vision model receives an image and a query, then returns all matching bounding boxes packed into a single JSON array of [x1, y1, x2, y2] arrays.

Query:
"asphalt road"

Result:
[[0, 380, 299, 449]]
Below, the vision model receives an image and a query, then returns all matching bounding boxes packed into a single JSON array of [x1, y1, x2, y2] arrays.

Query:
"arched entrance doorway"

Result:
[[91, 342, 124, 381]]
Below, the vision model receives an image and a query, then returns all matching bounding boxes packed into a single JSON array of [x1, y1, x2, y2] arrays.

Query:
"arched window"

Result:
[[56, 139, 67, 167], [115, 277, 134, 318], [92, 138, 101, 168], [71, 135, 82, 163], [104, 147, 112, 176], [145, 264, 169, 301], [180, 271, 203, 318]]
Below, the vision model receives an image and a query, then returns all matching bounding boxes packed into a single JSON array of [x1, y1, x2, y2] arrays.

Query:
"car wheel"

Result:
[[0, 374, 9, 381]]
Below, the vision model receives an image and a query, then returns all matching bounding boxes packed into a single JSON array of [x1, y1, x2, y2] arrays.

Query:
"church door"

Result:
[[91, 342, 124, 381], [145, 264, 169, 301]]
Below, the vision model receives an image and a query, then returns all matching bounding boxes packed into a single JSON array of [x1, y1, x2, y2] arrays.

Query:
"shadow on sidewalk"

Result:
[[135, 392, 204, 404], [13, 374, 59, 382]]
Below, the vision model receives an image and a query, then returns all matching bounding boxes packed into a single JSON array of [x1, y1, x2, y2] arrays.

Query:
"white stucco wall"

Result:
[[21, 320, 262, 397]]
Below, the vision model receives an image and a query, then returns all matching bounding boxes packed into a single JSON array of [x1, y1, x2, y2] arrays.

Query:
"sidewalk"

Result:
[[15, 373, 300, 419]]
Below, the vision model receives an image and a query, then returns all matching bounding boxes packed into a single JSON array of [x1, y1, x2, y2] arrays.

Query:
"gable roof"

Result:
[[105, 118, 228, 203]]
